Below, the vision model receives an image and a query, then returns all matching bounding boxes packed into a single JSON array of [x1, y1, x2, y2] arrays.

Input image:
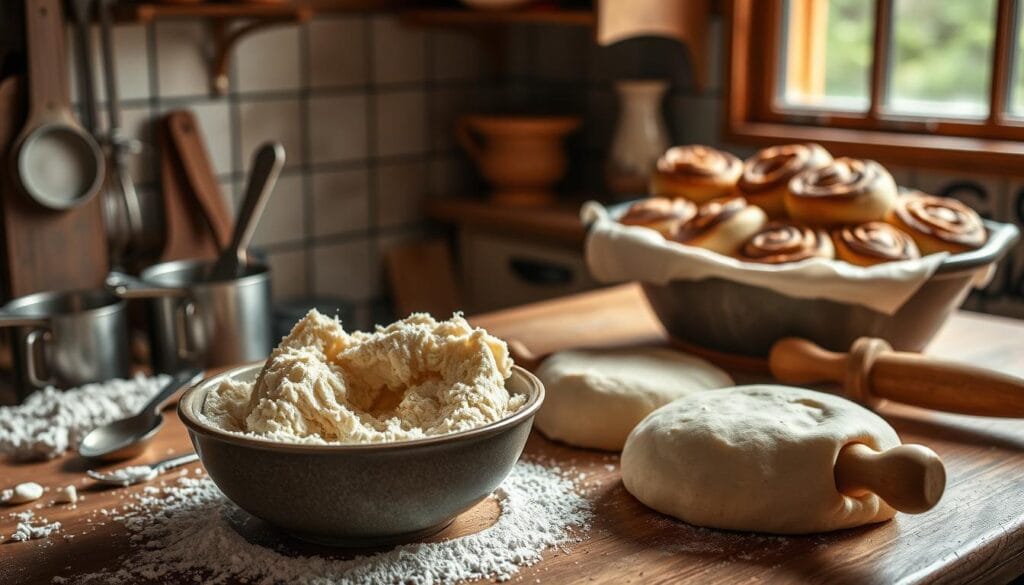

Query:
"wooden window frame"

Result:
[[725, 0, 1024, 175]]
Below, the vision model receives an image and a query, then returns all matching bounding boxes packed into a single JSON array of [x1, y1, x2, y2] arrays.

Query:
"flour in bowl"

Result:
[[203, 311, 526, 444]]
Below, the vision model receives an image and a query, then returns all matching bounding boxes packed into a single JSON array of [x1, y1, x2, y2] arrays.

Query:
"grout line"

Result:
[[298, 20, 314, 299], [362, 12, 380, 329]]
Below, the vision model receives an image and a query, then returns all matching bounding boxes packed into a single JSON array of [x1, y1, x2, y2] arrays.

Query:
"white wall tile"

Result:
[[311, 238, 378, 301], [69, 24, 151, 105], [252, 174, 305, 246], [375, 160, 427, 228], [308, 94, 368, 164], [234, 25, 302, 93], [155, 22, 210, 98], [184, 101, 233, 177], [111, 24, 152, 102], [371, 16, 425, 84], [430, 31, 489, 82], [309, 17, 368, 88], [238, 99, 304, 171], [374, 90, 426, 157], [267, 249, 307, 300], [311, 168, 370, 237]]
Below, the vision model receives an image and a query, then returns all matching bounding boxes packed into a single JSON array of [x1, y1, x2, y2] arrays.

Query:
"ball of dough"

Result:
[[621, 385, 900, 534], [534, 347, 733, 451]]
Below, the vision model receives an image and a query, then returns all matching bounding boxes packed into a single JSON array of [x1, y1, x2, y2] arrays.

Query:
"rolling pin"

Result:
[[770, 337, 1024, 417], [834, 443, 946, 514]]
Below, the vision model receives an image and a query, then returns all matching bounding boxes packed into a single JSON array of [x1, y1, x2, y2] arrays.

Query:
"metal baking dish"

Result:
[[603, 201, 1020, 357]]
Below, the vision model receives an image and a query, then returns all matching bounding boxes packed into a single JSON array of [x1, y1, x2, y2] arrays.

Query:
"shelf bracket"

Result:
[[208, 9, 312, 96]]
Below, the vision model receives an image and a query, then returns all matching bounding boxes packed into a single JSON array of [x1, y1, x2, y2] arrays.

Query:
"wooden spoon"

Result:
[[834, 442, 946, 514], [770, 337, 1024, 418]]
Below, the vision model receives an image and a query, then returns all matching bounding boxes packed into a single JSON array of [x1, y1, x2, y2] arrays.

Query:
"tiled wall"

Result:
[[88, 12, 1024, 326], [77, 15, 493, 328]]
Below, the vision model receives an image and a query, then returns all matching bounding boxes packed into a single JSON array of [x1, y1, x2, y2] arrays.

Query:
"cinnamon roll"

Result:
[[886, 192, 987, 255], [619, 197, 698, 237], [651, 145, 743, 204], [785, 158, 898, 227], [738, 222, 835, 264], [737, 143, 832, 218], [671, 196, 768, 256], [832, 222, 921, 266]]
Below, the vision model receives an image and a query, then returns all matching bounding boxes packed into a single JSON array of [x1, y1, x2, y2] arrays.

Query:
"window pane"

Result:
[[887, 0, 996, 118], [780, 0, 873, 111], [1010, 4, 1024, 116]]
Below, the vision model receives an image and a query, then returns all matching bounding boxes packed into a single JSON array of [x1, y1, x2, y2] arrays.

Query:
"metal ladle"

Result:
[[78, 368, 204, 461]]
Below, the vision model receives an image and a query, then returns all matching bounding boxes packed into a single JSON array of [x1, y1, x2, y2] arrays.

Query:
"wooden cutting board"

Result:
[[0, 75, 108, 299], [2, 284, 1023, 584]]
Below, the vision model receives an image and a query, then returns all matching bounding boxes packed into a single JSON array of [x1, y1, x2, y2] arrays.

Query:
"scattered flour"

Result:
[[8, 510, 61, 542], [0, 374, 170, 460], [95, 465, 156, 486], [72, 462, 591, 584]]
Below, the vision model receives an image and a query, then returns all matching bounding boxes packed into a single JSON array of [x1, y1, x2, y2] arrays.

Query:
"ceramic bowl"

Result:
[[603, 201, 1020, 357], [178, 363, 544, 547]]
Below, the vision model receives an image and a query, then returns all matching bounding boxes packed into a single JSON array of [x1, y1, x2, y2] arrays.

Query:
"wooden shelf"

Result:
[[399, 7, 595, 27], [115, 0, 412, 23]]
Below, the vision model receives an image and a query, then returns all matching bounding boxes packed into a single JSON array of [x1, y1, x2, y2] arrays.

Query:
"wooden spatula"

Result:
[[834, 442, 946, 514], [770, 337, 1024, 418]]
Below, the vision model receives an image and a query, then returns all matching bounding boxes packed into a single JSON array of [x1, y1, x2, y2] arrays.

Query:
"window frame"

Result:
[[725, 0, 1024, 175]]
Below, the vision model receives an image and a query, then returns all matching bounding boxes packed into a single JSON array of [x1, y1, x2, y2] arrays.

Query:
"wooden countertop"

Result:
[[3, 284, 1024, 584]]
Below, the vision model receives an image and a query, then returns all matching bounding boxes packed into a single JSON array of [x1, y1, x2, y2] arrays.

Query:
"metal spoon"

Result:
[[209, 142, 285, 281], [87, 452, 199, 487], [78, 369, 204, 461]]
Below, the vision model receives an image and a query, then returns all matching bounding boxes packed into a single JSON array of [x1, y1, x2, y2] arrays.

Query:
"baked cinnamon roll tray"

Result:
[[600, 200, 1019, 357]]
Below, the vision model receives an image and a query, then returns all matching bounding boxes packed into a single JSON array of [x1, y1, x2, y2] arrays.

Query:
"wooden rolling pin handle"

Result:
[[507, 340, 545, 371], [769, 338, 849, 385], [834, 443, 946, 514]]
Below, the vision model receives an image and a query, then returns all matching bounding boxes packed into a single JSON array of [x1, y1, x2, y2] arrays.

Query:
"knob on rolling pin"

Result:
[[769, 337, 1024, 417], [834, 443, 946, 514]]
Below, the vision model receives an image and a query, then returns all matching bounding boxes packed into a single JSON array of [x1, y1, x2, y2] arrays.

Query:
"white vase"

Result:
[[605, 79, 671, 197]]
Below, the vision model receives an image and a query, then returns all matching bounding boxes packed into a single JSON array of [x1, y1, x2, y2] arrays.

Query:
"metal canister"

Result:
[[0, 289, 130, 400], [109, 259, 272, 373]]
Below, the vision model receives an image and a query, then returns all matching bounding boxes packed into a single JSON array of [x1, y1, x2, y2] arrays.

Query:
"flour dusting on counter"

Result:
[[71, 462, 591, 584], [203, 310, 526, 444], [0, 375, 170, 460]]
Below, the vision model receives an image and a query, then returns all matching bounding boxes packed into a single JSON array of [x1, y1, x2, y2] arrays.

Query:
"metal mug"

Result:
[[0, 289, 130, 400], [108, 259, 272, 373]]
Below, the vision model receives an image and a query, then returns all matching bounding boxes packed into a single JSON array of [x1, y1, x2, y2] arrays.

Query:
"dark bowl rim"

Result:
[[177, 363, 545, 454], [600, 199, 1020, 276]]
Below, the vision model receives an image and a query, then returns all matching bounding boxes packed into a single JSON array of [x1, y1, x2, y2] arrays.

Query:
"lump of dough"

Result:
[[534, 347, 732, 451], [621, 385, 900, 534], [203, 310, 524, 444]]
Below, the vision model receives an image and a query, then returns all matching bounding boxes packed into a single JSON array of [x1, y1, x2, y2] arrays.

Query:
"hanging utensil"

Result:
[[11, 0, 104, 210], [97, 0, 145, 268], [209, 142, 285, 281], [68, 0, 97, 136]]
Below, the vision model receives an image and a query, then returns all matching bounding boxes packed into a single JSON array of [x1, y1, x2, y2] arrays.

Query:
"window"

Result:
[[727, 0, 1024, 174]]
